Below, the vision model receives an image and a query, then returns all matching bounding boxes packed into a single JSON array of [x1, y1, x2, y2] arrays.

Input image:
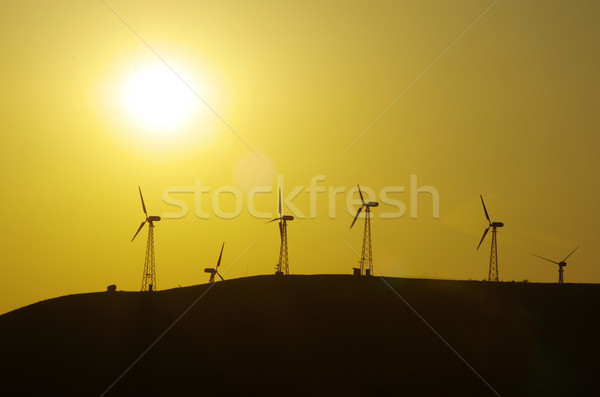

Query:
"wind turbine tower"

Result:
[[131, 187, 161, 292], [267, 189, 294, 275], [476, 195, 504, 282], [350, 185, 379, 276]]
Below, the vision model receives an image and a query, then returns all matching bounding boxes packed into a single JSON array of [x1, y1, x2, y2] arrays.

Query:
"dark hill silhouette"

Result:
[[1, 275, 599, 396]]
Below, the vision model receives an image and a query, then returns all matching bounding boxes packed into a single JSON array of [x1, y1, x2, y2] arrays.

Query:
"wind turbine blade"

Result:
[[562, 245, 579, 262], [357, 185, 365, 205], [531, 253, 560, 265], [131, 221, 146, 242], [476, 227, 490, 250], [278, 189, 282, 218], [480, 195, 490, 223], [265, 218, 280, 224], [139, 186, 148, 217], [350, 206, 363, 229], [217, 272, 225, 282], [216, 242, 225, 270], [279, 221, 283, 240]]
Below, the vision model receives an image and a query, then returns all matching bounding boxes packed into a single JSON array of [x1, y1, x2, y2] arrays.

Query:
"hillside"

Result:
[[0, 275, 598, 396]]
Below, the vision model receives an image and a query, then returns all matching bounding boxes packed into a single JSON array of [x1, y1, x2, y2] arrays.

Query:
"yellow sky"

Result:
[[1, 0, 599, 314]]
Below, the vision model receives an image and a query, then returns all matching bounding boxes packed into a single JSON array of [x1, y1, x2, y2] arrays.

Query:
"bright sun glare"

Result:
[[121, 64, 196, 133]]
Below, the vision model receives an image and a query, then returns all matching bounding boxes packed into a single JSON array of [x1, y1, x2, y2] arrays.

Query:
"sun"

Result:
[[121, 63, 196, 133]]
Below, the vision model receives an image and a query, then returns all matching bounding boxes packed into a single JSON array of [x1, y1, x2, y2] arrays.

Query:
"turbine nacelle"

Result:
[[266, 190, 294, 224], [205, 243, 225, 283], [350, 185, 378, 229], [476, 195, 504, 250], [131, 187, 161, 242], [266, 215, 295, 223]]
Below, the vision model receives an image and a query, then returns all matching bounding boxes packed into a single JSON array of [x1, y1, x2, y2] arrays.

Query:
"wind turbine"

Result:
[[532, 246, 579, 284], [350, 185, 379, 276], [267, 189, 293, 275], [131, 186, 161, 292], [204, 242, 226, 283], [476, 195, 504, 282]]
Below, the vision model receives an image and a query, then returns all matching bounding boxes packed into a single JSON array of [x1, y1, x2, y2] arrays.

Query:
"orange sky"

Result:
[[1, 0, 599, 314]]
